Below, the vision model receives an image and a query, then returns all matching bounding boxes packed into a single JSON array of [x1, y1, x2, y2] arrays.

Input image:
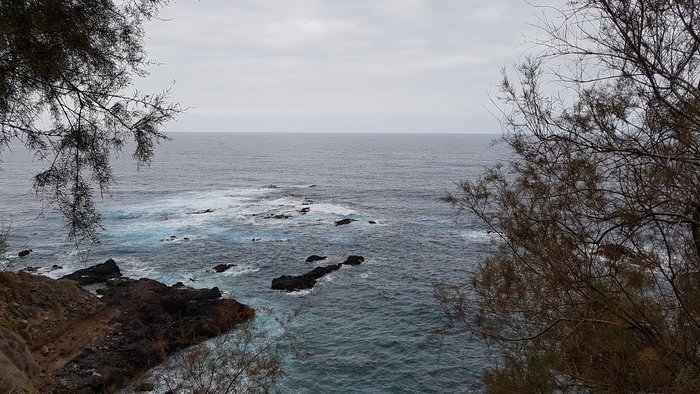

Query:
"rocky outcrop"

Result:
[[18, 249, 32, 257], [272, 255, 365, 292], [56, 277, 253, 392], [60, 258, 122, 285], [271, 264, 342, 292], [305, 255, 327, 263], [0, 261, 254, 393]]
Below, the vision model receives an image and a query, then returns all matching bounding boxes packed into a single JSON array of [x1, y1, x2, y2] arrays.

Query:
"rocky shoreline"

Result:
[[0, 260, 254, 393]]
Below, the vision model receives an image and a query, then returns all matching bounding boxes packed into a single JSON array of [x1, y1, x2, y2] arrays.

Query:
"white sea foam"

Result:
[[285, 289, 312, 296], [218, 265, 260, 277], [310, 203, 357, 216], [461, 230, 500, 243]]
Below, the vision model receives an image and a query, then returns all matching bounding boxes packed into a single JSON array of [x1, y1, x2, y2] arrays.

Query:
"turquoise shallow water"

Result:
[[0, 132, 508, 393]]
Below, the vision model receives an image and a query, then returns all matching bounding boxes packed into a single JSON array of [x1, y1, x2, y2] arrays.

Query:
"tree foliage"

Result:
[[438, 0, 700, 391], [0, 0, 179, 243]]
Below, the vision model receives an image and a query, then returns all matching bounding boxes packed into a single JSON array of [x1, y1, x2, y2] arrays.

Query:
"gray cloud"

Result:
[[137, 0, 559, 132]]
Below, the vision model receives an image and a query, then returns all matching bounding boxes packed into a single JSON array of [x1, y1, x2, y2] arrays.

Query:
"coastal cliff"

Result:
[[0, 262, 254, 393]]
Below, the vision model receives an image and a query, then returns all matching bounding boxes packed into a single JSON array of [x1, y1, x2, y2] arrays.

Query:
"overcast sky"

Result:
[[138, 0, 559, 133]]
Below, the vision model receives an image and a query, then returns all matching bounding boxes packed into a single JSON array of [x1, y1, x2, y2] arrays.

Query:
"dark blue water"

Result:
[[0, 132, 508, 393]]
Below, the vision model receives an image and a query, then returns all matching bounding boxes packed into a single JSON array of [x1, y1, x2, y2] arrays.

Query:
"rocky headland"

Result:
[[0, 260, 254, 393]]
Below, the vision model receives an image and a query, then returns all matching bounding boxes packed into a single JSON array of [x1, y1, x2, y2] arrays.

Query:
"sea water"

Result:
[[0, 132, 509, 393]]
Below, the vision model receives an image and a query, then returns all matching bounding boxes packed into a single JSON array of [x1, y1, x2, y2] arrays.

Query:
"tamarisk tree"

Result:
[[438, 0, 700, 391], [0, 0, 179, 243]]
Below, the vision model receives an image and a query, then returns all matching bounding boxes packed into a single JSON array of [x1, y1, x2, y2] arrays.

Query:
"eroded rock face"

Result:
[[60, 259, 122, 285]]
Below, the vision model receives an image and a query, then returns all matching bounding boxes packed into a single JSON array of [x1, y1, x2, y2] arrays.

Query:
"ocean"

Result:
[[0, 132, 509, 393]]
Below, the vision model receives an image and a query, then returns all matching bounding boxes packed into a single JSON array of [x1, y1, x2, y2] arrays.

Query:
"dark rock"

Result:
[[342, 255, 365, 266], [51, 264, 63, 270], [172, 282, 185, 288], [271, 263, 342, 292], [271, 274, 315, 292], [61, 259, 122, 286], [265, 213, 292, 219], [252, 238, 261, 242], [212, 263, 236, 273], [305, 255, 327, 263], [58, 278, 253, 392], [18, 249, 32, 257], [368, 221, 376, 224], [299, 207, 311, 214], [21, 266, 39, 272], [335, 218, 357, 226], [187, 208, 215, 215]]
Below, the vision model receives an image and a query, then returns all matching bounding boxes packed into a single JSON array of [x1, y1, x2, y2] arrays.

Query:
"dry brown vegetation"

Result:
[[438, 0, 700, 391]]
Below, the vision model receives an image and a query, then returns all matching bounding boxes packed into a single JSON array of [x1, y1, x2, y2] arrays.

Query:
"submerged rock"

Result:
[[342, 255, 365, 266], [61, 258, 122, 285], [212, 263, 237, 273], [187, 208, 215, 215], [265, 213, 292, 219], [335, 218, 357, 226], [305, 255, 327, 263], [368, 220, 377, 224]]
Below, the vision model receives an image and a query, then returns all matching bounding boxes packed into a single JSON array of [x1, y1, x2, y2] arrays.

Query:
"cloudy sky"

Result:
[[138, 0, 558, 133]]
